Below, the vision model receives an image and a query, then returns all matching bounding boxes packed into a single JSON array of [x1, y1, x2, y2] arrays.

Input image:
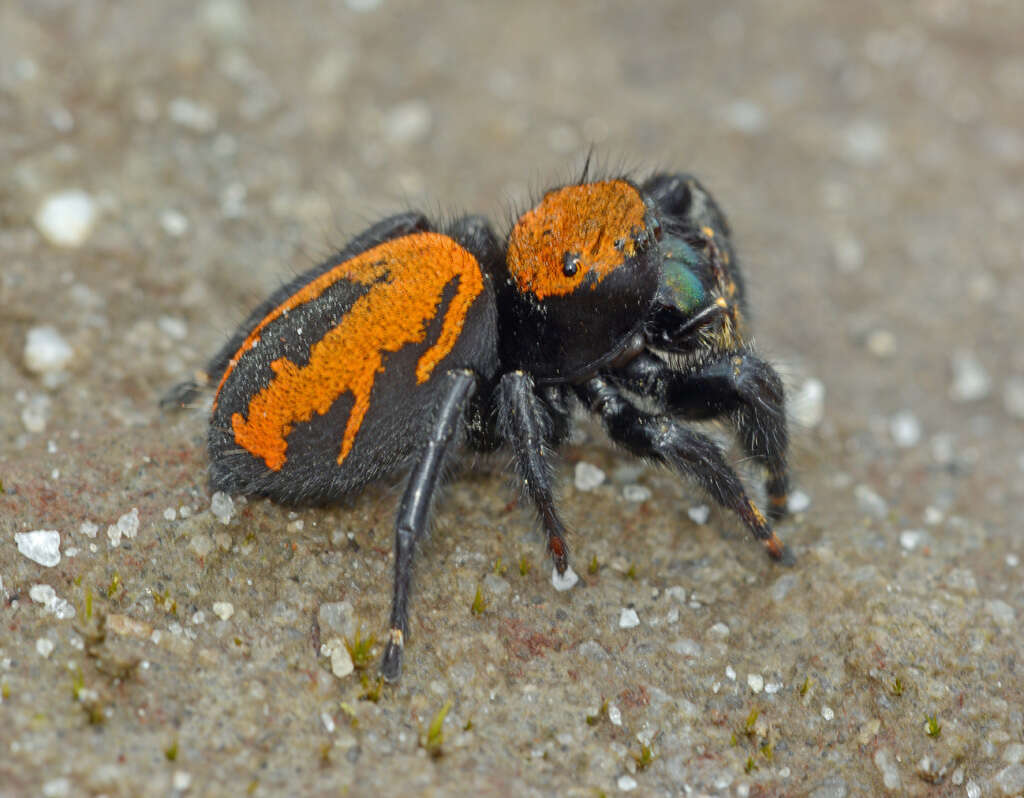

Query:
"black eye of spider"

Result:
[[562, 252, 581, 276]]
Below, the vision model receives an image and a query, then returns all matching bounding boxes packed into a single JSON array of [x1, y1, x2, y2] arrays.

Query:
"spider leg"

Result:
[[576, 375, 792, 563], [380, 369, 477, 682], [612, 351, 790, 520], [496, 371, 571, 575]]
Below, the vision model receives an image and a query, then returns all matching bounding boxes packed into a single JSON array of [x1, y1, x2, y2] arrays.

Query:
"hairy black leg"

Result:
[[577, 375, 792, 563], [612, 351, 790, 520], [380, 369, 477, 682], [497, 371, 571, 575]]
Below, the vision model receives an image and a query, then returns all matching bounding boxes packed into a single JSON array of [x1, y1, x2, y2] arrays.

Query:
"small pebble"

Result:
[[854, 484, 888, 518], [834, 236, 864, 273], [788, 490, 811, 513], [551, 565, 579, 592], [574, 461, 606, 492], [24, 326, 73, 374], [212, 601, 235, 621], [670, 638, 701, 657], [923, 506, 943, 525], [622, 484, 651, 502], [163, 507, 177, 521], [619, 608, 640, 629], [107, 507, 140, 546], [843, 120, 889, 165], [172, 771, 192, 791], [159, 209, 189, 237], [687, 504, 710, 524], [383, 100, 431, 144], [791, 378, 826, 428], [899, 529, 926, 551], [15, 530, 61, 567], [1004, 743, 1024, 764], [607, 704, 622, 725], [866, 329, 895, 357], [157, 316, 188, 341], [1007, 553, 1020, 567], [36, 638, 55, 657], [322, 638, 354, 678], [21, 394, 51, 433], [873, 748, 900, 790], [29, 584, 75, 619], [986, 599, 1015, 626], [190, 534, 214, 557], [722, 99, 765, 133], [41, 778, 71, 798], [79, 521, 99, 538], [995, 764, 1024, 795], [822, 706, 835, 721], [210, 491, 235, 524], [725, 665, 736, 680], [950, 349, 991, 402], [889, 411, 921, 448], [617, 775, 637, 792], [34, 189, 98, 247], [966, 780, 980, 798], [747, 673, 764, 693], [169, 97, 217, 132]]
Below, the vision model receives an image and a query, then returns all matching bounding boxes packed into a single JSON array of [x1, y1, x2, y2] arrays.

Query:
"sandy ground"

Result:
[[2, 1, 1024, 796]]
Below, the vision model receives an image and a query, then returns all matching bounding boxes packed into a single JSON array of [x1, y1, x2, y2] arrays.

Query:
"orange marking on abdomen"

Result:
[[507, 180, 647, 300], [221, 233, 484, 471]]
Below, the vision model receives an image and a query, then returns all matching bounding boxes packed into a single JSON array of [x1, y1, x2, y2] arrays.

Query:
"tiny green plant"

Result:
[[586, 699, 609, 726], [106, 572, 121, 598], [925, 714, 941, 738], [421, 700, 453, 758], [891, 678, 903, 697], [71, 667, 85, 701], [83, 589, 93, 621], [494, 557, 507, 577], [588, 555, 600, 575], [358, 674, 382, 703], [165, 739, 179, 761], [632, 743, 654, 770], [519, 555, 531, 576], [625, 563, 637, 580], [799, 676, 812, 696], [344, 627, 378, 670], [743, 707, 759, 735], [338, 702, 358, 728], [471, 586, 486, 615], [744, 756, 758, 774]]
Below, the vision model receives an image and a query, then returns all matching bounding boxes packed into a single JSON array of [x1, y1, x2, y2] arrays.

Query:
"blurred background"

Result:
[[2, 1, 1023, 795]]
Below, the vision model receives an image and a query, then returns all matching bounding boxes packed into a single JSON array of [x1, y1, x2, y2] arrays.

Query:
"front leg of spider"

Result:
[[380, 369, 478, 683], [496, 371, 572, 578], [576, 375, 793, 564], [613, 351, 790, 520]]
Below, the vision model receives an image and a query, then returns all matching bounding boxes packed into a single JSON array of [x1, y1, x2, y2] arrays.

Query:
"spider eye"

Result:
[[658, 238, 705, 313], [562, 252, 581, 277]]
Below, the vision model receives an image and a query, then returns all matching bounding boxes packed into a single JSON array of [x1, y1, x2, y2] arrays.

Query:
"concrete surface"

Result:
[[2, 1, 1023, 796]]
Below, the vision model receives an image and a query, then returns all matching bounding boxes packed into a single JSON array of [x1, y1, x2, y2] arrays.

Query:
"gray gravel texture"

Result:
[[3, 1, 1024, 796]]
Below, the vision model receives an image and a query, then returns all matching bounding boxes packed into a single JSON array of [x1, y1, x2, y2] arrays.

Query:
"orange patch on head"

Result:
[[219, 233, 484, 471], [507, 180, 647, 299]]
